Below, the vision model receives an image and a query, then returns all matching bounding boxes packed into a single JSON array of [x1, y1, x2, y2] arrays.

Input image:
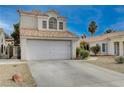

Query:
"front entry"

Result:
[[114, 42, 120, 56]]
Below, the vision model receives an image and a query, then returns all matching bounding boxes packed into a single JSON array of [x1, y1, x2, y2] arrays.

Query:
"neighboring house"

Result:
[[0, 28, 6, 56], [76, 37, 83, 47], [84, 31, 124, 56], [5, 38, 14, 46], [18, 10, 79, 60], [0, 28, 16, 59], [5, 37, 15, 59]]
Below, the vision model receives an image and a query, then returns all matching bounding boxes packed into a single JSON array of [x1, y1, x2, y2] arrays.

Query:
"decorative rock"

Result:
[[12, 73, 23, 83]]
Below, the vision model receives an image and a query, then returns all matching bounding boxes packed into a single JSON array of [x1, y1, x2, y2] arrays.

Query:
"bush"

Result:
[[80, 49, 89, 59], [76, 47, 81, 58], [90, 44, 100, 55], [115, 56, 124, 64]]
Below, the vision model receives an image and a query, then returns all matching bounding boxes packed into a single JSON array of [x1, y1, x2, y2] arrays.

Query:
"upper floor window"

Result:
[[49, 17, 57, 29], [42, 21, 47, 29], [59, 22, 63, 30]]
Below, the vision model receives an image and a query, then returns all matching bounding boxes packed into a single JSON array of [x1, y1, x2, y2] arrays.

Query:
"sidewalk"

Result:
[[0, 59, 25, 64]]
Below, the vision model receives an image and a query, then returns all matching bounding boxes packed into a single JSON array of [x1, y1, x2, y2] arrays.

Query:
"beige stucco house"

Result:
[[0, 28, 16, 58], [83, 31, 124, 56], [18, 10, 79, 60]]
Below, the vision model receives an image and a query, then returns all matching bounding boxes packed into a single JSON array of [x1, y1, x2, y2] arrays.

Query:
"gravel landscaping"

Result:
[[0, 62, 36, 87], [87, 56, 124, 73]]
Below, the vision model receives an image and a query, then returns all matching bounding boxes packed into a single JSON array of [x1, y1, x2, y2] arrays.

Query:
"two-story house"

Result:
[[18, 10, 79, 60]]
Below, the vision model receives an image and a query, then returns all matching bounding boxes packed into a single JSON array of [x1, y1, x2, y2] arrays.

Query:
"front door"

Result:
[[114, 42, 119, 56]]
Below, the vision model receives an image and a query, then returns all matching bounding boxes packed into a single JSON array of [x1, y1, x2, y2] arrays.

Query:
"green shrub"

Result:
[[90, 44, 100, 55], [80, 49, 89, 59], [76, 47, 81, 58], [115, 56, 124, 64]]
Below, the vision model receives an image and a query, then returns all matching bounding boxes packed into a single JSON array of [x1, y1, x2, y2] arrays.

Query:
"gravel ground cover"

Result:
[[87, 56, 124, 73], [0, 63, 36, 87]]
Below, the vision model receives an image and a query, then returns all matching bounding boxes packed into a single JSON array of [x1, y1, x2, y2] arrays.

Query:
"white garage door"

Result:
[[27, 40, 72, 60]]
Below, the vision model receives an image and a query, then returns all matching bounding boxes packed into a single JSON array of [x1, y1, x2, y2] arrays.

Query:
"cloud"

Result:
[[0, 21, 13, 34]]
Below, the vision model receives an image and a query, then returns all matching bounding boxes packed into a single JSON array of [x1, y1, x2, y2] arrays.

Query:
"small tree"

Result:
[[80, 41, 88, 50], [80, 49, 89, 59], [90, 44, 100, 55], [88, 21, 98, 37], [11, 23, 20, 46], [76, 47, 89, 59]]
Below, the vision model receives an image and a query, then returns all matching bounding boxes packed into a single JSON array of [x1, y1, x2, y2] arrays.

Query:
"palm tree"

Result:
[[88, 21, 98, 37]]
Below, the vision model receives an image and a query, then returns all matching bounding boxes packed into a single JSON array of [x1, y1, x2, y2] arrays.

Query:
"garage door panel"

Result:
[[27, 40, 71, 60], [29, 40, 71, 46]]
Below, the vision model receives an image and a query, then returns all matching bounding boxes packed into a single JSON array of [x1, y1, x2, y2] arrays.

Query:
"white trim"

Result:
[[20, 36, 79, 40]]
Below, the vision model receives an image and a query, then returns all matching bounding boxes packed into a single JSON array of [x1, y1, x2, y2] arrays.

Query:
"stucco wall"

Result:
[[20, 38, 27, 60], [89, 40, 108, 55], [20, 15, 37, 29], [72, 40, 77, 59], [108, 36, 124, 56], [107, 40, 114, 55], [76, 37, 82, 47], [20, 13, 66, 31]]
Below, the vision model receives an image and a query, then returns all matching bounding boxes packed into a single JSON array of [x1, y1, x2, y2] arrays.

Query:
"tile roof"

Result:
[[17, 10, 66, 19], [5, 38, 14, 41], [84, 31, 124, 43], [20, 28, 79, 39], [17, 10, 48, 16]]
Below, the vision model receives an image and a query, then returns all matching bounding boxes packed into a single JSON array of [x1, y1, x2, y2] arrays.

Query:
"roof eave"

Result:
[[20, 35, 79, 40]]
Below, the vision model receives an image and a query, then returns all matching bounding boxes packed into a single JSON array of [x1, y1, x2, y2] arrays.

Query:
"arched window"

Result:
[[49, 17, 57, 29]]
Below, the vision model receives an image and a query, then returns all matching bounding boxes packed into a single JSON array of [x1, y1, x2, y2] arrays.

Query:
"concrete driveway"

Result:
[[28, 60, 124, 87]]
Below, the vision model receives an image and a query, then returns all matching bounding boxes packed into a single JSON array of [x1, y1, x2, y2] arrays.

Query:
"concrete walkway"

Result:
[[0, 59, 25, 64], [27, 60, 124, 87]]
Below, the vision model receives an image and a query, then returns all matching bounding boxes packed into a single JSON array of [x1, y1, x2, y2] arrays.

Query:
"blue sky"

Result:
[[0, 5, 124, 37]]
